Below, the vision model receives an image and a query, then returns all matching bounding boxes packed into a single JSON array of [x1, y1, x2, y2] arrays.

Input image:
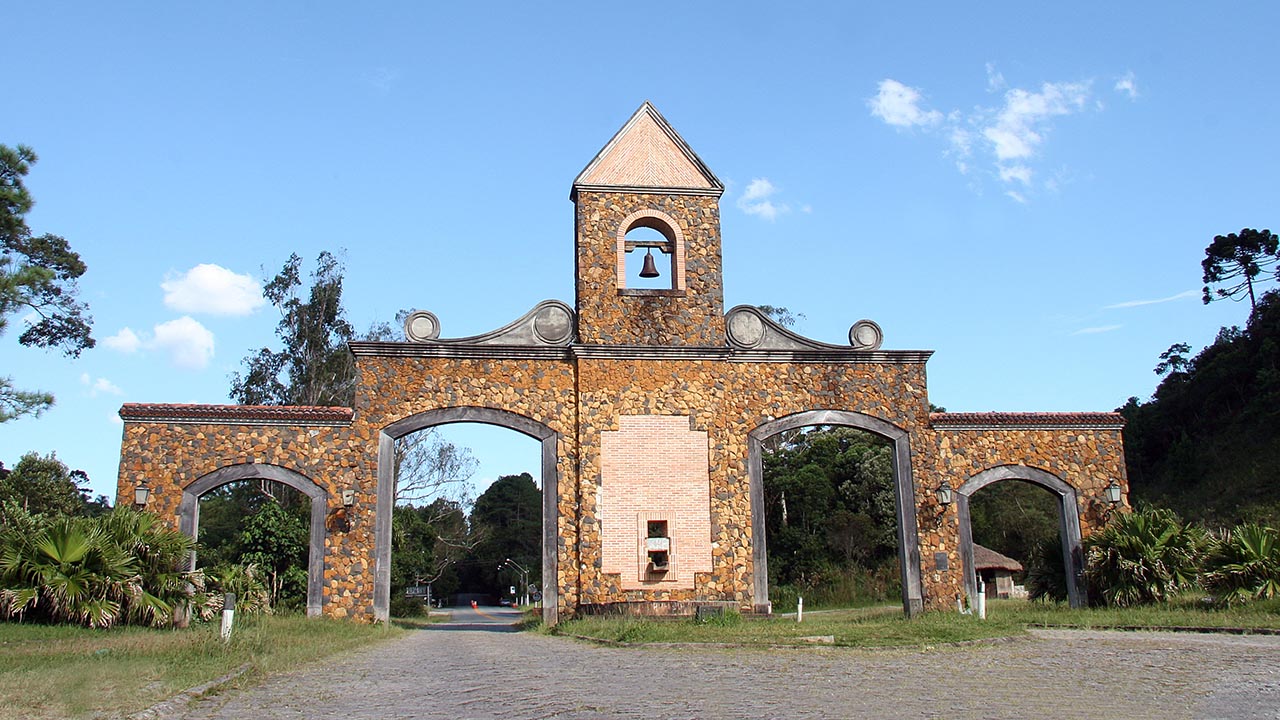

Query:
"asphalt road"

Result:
[[177, 620, 1280, 720]]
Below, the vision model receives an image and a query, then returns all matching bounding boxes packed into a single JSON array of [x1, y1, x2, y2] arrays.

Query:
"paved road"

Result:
[[179, 620, 1280, 720]]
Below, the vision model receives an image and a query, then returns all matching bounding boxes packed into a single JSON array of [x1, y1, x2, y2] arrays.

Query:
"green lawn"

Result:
[[0, 614, 401, 720], [552, 596, 1280, 648]]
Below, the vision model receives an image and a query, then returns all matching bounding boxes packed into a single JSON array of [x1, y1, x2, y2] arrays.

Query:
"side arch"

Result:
[[179, 463, 328, 617], [955, 465, 1086, 608], [373, 406, 561, 624], [747, 409, 924, 616]]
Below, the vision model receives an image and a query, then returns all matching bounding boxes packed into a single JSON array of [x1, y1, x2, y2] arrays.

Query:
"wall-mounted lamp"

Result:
[[341, 489, 355, 507], [134, 482, 151, 507], [935, 480, 953, 507], [1104, 480, 1123, 506]]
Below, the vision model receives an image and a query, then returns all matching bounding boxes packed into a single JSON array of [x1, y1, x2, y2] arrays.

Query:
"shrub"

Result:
[[1201, 524, 1280, 605], [1085, 507, 1207, 607], [189, 563, 272, 621], [0, 505, 195, 627], [1024, 535, 1068, 603]]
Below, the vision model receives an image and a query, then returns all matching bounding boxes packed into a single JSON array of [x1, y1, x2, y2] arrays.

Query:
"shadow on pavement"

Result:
[[426, 622, 522, 633]]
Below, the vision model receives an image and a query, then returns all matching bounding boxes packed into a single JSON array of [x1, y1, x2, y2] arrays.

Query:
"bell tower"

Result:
[[571, 102, 727, 346]]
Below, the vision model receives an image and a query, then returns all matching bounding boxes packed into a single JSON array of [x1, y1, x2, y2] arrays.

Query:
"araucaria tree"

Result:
[[0, 144, 94, 421], [1202, 228, 1278, 311], [230, 251, 355, 406]]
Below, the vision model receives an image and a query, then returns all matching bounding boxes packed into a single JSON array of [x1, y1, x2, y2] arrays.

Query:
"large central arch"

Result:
[[747, 409, 924, 616], [955, 465, 1087, 608], [373, 406, 561, 624], [178, 463, 329, 617]]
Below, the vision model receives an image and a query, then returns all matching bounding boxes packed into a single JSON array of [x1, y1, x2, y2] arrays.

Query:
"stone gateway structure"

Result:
[[117, 103, 1128, 624]]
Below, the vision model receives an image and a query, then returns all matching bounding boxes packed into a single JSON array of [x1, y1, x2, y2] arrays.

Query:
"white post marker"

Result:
[[220, 592, 236, 642], [976, 578, 986, 620], [797, 596, 803, 623]]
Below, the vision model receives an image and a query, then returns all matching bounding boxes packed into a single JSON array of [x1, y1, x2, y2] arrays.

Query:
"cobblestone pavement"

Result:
[[178, 626, 1280, 720]]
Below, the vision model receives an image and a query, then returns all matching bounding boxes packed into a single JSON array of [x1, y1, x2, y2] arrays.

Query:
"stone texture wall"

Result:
[[352, 354, 579, 617], [574, 355, 934, 608], [116, 417, 376, 619], [925, 421, 1129, 602], [574, 191, 725, 346]]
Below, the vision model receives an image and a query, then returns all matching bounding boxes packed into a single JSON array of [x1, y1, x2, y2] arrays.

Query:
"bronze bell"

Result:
[[639, 249, 660, 278]]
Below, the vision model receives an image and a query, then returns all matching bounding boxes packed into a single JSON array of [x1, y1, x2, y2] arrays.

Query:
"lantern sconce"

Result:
[[341, 489, 355, 507], [1104, 480, 1123, 506], [935, 480, 953, 507], [134, 482, 151, 507]]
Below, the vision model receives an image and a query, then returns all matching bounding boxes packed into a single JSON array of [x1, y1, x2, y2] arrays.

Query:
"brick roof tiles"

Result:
[[119, 403, 353, 425], [930, 412, 1124, 429]]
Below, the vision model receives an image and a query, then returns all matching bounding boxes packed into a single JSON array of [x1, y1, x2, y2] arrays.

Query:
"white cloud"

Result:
[[737, 178, 791, 221], [1114, 71, 1138, 99], [868, 79, 943, 128], [873, 69, 1110, 203], [1104, 289, 1198, 309], [983, 81, 1091, 161], [151, 316, 215, 369], [985, 63, 1006, 93], [80, 373, 124, 396], [102, 318, 215, 369], [999, 164, 1033, 185], [103, 327, 142, 353], [1072, 324, 1122, 335], [162, 264, 264, 316]]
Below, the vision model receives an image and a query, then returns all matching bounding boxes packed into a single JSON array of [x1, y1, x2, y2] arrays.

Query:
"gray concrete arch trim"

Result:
[[374, 406, 560, 625], [955, 465, 1086, 608], [747, 410, 924, 617], [179, 463, 328, 617]]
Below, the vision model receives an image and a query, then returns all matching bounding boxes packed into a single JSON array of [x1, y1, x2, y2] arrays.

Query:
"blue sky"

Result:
[[4, 2, 1277, 502]]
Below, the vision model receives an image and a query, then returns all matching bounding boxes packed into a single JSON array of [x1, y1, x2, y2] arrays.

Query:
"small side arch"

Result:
[[747, 409, 924, 616], [178, 463, 328, 617], [955, 465, 1086, 608], [373, 406, 561, 624]]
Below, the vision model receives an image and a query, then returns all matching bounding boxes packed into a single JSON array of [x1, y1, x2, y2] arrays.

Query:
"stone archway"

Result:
[[955, 465, 1086, 608], [747, 409, 924, 616], [373, 406, 561, 624], [178, 463, 329, 617]]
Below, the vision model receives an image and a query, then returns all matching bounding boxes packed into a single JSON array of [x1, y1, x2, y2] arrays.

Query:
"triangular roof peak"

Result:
[[572, 101, 723, 199]]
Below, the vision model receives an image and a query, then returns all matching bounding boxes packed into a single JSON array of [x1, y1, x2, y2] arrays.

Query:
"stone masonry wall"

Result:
[[574, 191, 725, 346], [116, 417, 377, 619], [352, 354, 579, 617], [574, 355, 934, 608]]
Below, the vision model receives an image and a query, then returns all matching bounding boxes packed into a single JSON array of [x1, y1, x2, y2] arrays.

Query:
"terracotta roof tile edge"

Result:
[[119, 403, 354, 426], [929, 412, 1125, 429]]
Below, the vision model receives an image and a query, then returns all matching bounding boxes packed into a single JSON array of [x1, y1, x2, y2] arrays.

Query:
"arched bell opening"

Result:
[[615, 209, 686, 292]]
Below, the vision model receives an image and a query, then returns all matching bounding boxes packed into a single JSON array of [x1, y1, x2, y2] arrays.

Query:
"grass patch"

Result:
[[555, 596, 1280, 648], [0, 614, 401, 719]]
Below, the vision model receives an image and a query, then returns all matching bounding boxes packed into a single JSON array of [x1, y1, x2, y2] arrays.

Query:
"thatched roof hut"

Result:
[[972, 544, 1024, 573]]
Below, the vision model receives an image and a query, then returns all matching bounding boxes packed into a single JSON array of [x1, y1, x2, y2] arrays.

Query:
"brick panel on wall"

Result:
[[600, 415, 713, 589]]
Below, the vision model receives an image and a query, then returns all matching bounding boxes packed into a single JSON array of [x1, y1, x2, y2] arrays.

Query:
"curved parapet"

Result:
[[725, 305, 883, 351], [402, 300, 576, 346]]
